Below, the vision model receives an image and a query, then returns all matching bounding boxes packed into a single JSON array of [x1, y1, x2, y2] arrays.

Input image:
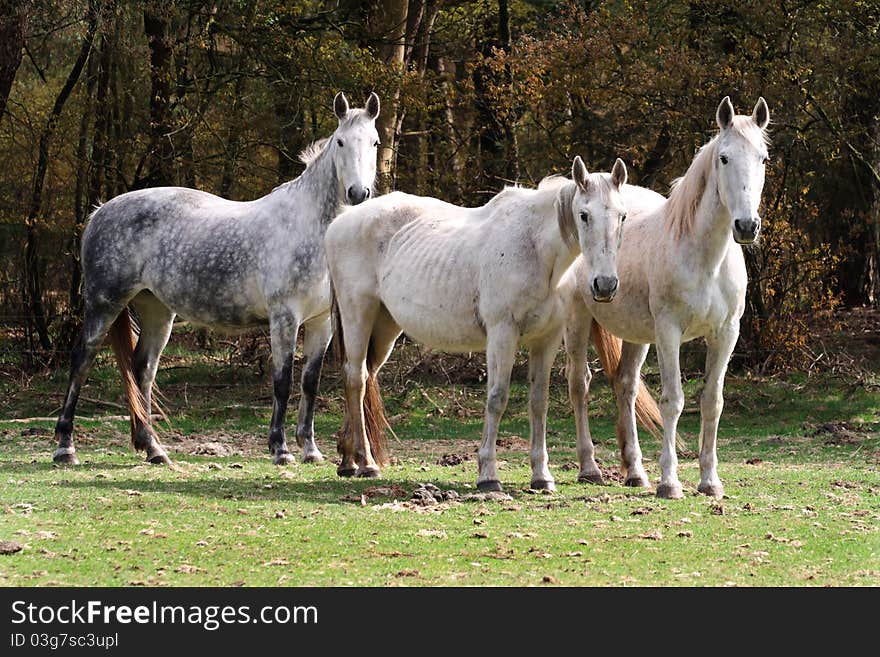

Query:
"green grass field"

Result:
[[0, 337, 877, 587]]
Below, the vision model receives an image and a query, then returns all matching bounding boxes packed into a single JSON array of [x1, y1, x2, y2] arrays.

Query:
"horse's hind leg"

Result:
[[129, 291, 175, 465], [564, 310, 603, 484], [295, 312, 332, 464], [266, 309, 302, 465], [477, 323, 519, 492], [613, 341, 651, 488], [53, 300, 125, 464], [526, 331, 563, 491]]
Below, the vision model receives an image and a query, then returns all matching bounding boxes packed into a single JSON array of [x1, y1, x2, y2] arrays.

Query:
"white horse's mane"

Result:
[[299, 137, 330, 168], [666, 115, 769, 238]]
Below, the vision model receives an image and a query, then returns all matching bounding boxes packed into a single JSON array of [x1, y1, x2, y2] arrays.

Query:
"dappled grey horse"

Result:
[[52, 92, 381, 466]]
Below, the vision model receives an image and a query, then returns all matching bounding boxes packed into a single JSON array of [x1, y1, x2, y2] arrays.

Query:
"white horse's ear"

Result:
[[365, 92, 380, 120], [334, 92, 349, 120], [752, 97, 769, 130], [572, 156, 589, 191], [611, 158, 627, 189], [716, 96, 735, 130]]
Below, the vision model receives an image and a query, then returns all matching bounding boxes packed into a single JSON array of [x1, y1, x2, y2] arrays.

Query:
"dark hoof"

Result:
[[698, 482, 724, 498], [147, 452, 173, 465], [656, 482, 684, 499], [530, 479, 556, 492], [477, 480, 503, 493], [272, 451, 296, 466], [355, 466, 381, 478], [624, 476, 650, 488], [52, 449, 79, 465], [301, 452, 324, 465], [578, 472, 605, 485], [337, 466, 356, 478]]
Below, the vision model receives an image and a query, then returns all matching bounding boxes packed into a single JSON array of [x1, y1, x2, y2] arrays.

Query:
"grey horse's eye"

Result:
[[579, 211, 590, 223], [337, 139, 344, 147], [720, 154, 729, 165]]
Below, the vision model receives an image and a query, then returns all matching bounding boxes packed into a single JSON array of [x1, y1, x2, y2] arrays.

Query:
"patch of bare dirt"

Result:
[[163, 431, 255, 456], [0, 540, 24, 555], [806, 421, 868, 446], [496, 436, 529, 450]]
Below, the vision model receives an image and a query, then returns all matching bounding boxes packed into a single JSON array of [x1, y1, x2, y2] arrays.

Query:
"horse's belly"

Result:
[[380, 282, 486, 352]]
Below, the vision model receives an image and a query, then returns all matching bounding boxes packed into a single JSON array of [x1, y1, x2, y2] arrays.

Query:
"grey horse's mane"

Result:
[[299, 137, 331, 168]]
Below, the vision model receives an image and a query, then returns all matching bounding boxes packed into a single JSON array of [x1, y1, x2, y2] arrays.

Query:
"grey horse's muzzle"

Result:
[[591, 275, 619, 303], [347, 186, 371, 205]]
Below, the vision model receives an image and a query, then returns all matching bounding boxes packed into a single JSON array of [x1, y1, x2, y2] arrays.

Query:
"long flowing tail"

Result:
[[331, 288, 389, 467], [107, 308, 152, 448], [591, 321, 683, 450]]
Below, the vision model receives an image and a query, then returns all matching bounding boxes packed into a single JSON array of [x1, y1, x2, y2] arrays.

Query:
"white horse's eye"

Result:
[[762, 156, 770, 165], [720, 155, 729, 165], [579, 211, 590, 223], [337, 139, 344, 147], [621, 213, 627, 223], [374, 140, 380, 148]]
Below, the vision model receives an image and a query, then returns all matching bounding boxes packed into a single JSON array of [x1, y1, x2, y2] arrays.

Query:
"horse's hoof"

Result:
[[624, 476, 650, 488], [355, 466, 381, 478], [698, 482, 724, 498], [301, 451, 324, 465], [147, 453, 173, 465], [530, 479, 556, 492], [52, 448, 79, 465], [337, 466, 356, 478], [477, 480, 503, 493], [578, 472, 605, 485], [656, 482, 684, 499], [272, 451, 296, 466]]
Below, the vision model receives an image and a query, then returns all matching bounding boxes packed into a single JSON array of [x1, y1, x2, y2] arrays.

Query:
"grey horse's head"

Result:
[[330, 92, 381, 205]]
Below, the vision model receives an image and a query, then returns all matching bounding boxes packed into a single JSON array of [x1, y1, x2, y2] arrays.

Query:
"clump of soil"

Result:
[[496, 436, 529, 450], [436, 453, 472, 466], [412, 483, 459, 505], [806, 421, 867, 446]]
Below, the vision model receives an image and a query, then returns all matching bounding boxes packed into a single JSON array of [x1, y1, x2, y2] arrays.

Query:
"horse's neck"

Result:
[[274, 149, 341, 229], [685, 172, 738, 274], [533, 190, 579, 287]]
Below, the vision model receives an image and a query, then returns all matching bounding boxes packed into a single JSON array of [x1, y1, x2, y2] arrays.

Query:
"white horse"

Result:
[[560, 96, 770, 498], [51, 92, 380, 467], [327, 156, 662, 491]]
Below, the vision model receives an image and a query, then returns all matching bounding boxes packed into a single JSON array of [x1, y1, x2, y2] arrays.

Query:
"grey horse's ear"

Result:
[[611, 158, 627, 189], [572, 156, 589, 191], [334, 92, 349, 120], [752, 96, 769, 130], [716, 96, 735, 130], [365, 92, 380, 120]]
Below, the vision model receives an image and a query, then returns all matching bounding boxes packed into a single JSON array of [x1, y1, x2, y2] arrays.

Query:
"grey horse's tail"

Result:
[[591, 322, 683, 451], [330, 286, 389, 467], [108, 308, 154, 449]]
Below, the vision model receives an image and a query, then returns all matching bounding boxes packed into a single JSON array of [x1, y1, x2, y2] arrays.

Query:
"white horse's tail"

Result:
[[590, 322, 684, 451], [330, 286, 390, 467]]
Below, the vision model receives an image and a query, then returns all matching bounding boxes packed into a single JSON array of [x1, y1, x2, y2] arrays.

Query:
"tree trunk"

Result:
[[367, 0, 409, 194], [0, 0, 28, 122], [24, 0, 101, 354], [143, 5, 175, 187]]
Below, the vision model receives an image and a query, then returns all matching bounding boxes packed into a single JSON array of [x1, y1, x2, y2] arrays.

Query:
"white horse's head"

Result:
[[331, 92, 381, 205], [562, 156, 628, 302], [714, 96, 770, 244]]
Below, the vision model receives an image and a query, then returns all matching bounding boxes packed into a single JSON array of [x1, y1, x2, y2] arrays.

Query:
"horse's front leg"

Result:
[[564, 308, 603, 484], [527, 332, 563, 491], [267, 310, 301, 465], [654, 318, 685, 499], [295, 313, 332, 464], [477, 324, 519, 492], [698, 322, 738, 498]]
